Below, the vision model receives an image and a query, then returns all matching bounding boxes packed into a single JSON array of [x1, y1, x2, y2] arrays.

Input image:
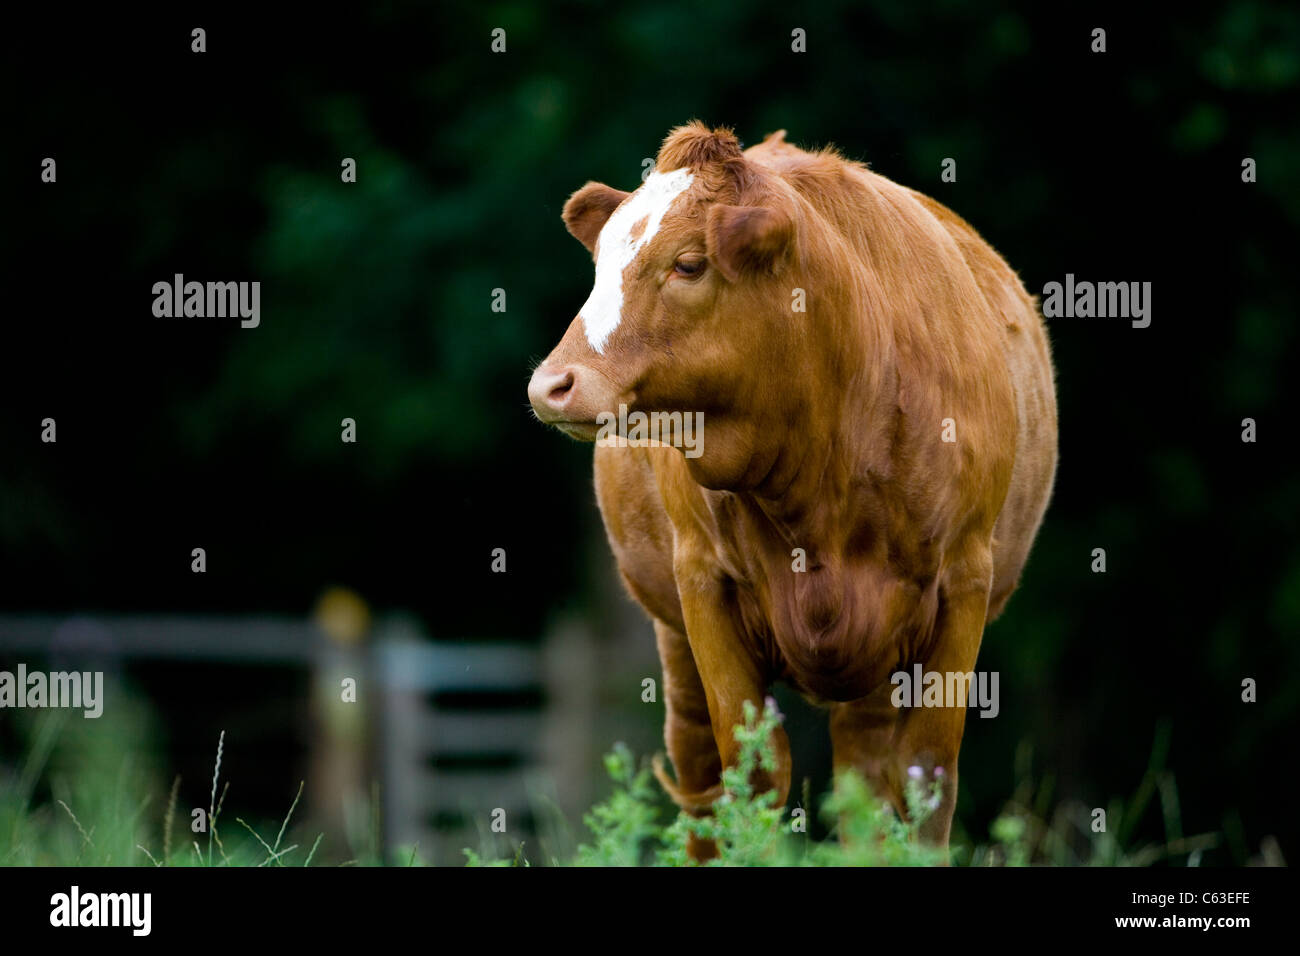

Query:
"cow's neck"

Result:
[[747, 290, 895, 547]]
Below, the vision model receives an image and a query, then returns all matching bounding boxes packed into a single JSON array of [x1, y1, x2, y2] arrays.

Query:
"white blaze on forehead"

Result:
[[580, 167, 694, 353]]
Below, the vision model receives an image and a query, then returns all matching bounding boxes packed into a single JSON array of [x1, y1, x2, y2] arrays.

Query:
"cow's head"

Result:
[[528, 122, 803, 488]]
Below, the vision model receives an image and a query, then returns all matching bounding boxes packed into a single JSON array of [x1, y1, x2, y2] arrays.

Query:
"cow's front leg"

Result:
[[650, 618, 725, 861], [673, 553, 791, 818], [829, 683, 907, 817], [894, 557, 994, 851]]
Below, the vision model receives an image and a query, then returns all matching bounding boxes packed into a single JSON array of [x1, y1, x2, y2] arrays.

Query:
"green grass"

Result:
[[566, 699, 951, 866], [0, 715, 328, 867], [0, 700, 1234, 866], [468, 700, 1227, 867]]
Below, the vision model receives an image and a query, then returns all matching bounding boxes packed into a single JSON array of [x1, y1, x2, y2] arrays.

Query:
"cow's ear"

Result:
[[563, 182, 630, 253], [705, 204, 795, 283]]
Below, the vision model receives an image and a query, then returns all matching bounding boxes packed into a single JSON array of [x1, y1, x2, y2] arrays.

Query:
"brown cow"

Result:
[[528, 122, 1057, 859]]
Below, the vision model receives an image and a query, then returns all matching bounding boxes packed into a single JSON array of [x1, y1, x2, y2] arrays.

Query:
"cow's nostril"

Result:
[[547, 369, 576, 404], [528, 364, 586, 422]]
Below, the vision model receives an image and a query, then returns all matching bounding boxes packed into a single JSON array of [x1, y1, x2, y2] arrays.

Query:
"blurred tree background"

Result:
[[2, 0, 1297, 862]]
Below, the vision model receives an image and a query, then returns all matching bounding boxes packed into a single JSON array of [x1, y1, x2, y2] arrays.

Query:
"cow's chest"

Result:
[[706, 495, 940, 701]]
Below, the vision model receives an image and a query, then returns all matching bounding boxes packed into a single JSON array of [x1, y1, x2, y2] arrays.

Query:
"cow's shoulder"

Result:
[[594, 443, 684, 628]]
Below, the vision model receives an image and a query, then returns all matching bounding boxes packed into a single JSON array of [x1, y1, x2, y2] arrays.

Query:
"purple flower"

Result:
[[908, 764, 924, 780], [764, 696, 784, 721]]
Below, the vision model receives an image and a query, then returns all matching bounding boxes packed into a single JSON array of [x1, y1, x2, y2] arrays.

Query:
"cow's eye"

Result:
[[673, 255, 706, 279]]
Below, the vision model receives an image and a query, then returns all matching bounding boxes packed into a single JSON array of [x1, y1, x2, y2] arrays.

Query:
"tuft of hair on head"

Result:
[[655, 120, 756, 195]]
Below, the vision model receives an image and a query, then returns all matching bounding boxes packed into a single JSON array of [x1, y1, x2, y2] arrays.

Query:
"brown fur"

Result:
[[530, 121, 1058, 859]]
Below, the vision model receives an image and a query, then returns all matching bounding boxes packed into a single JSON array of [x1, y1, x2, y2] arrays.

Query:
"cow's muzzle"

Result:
[[527, 362, 609, 440]]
